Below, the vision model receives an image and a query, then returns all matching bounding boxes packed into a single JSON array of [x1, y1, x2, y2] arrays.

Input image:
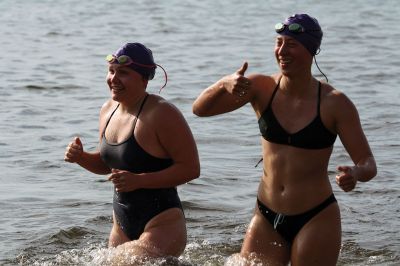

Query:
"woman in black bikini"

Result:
[[65, 43, 200, 260], [193, 14, 376, 265]]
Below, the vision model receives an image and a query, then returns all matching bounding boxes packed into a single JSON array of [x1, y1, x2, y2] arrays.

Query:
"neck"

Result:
[[119, 92, 148, 114], [279, 74, 315, 97]]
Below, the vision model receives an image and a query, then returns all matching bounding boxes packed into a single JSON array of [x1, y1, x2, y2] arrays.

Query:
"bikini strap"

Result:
[[317, 81, 322, 116], [267, 76, 282, 108], [255, 76, 282, 168]]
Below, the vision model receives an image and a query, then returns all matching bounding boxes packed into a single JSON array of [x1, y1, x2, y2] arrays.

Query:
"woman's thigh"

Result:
[[109, 208, 186, 257], [139, 207, 187, 256], [240, 210, 291, 265], [109, 212, 130, 247], [291, 203, 341, 266]]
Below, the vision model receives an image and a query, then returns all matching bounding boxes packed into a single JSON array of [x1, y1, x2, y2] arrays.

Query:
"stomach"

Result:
[[257, 142, 334, 214]]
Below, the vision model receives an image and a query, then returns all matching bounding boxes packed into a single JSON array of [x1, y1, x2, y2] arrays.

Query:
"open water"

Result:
[[0, 0, 399, 265]]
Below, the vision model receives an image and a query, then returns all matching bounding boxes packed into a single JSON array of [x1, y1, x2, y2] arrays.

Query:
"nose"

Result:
[[108, 72, 118, 83], [277, 43, 288, 55], [106, 73, 117, 88]]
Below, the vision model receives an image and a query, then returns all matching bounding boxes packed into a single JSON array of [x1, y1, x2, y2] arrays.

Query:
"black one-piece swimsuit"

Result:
[[100, 95, 182, 240]]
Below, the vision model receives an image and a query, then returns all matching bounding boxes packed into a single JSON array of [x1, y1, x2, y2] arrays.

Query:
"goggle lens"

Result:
[[275, 23, 285, 33], [288, 23, 304, 32], [275, 23, 305, 33], [106, 55, 132, 65]]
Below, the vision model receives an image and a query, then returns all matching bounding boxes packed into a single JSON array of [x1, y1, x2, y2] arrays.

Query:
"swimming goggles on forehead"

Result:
[[106, 54, 155, 68], [275, 23, 320, 34], [106, 54, 168, 93]]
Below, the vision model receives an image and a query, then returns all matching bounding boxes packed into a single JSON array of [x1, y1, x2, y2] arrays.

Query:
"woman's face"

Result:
[[106, 64, 147, 103], [274, 35, 312, 75]]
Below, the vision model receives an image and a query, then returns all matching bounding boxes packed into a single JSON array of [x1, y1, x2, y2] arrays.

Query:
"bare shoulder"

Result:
[[321, 82, 357, 111], [99, 99, 118, 129], [248, 73, 278, 90], [320, 82, 360, 128], [248, 73, 281, 115], [96, 99, 118, 140], [100, 99, 118, 117], [146, 94, 187, 124]]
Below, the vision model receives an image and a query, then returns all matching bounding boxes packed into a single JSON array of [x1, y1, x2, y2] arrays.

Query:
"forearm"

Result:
[[354, 155, 377, 182], [136, 162, 200, 189], [76, 151, 111, 175], [192, 80, 228, 116]]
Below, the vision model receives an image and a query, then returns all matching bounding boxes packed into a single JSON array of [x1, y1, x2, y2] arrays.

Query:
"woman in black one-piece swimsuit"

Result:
[[65, 43, 200, 260]]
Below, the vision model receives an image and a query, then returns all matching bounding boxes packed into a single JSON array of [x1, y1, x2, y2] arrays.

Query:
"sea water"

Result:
[[0, 0, 399, 265]]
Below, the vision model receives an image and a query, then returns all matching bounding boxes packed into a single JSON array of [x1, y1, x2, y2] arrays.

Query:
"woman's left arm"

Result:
[[332, 91, 377, 192]]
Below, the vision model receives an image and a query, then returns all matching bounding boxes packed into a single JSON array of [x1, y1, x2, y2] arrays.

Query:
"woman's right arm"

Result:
[[64, 101, 114, 175], [64, 137, 111, 175], [193, 62, 254, 116]]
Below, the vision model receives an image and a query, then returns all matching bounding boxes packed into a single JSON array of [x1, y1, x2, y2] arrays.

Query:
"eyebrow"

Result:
[[109, 64, 129, 70], [276, 35, 295, 40], [276, 36, 297, 43]]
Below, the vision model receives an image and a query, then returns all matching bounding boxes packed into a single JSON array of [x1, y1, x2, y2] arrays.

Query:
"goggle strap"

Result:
[[313, 56, 328, 83], [155, 63, 168, 93], [132, 61, 168, 93], [129, 60, 156, 69]]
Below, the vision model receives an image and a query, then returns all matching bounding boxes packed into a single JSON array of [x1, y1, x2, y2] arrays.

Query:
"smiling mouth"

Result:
[[111, 86, 124, 92], [279, 58, 291, 65]]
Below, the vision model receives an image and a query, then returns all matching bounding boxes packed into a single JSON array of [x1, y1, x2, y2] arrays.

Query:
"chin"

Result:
[[280, 68, 290, 75], [111, 92, 122, 102]]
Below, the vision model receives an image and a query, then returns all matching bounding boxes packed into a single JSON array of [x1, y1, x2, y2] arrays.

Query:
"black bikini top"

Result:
[[100, 95, 173, 173], [258, 79, 337, 149]]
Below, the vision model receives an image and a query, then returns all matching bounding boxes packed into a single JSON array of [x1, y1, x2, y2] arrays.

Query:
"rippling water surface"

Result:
[[1, 0, 399, 265]]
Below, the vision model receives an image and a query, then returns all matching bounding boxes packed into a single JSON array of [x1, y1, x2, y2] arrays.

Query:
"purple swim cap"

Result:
[[277, 14, 323, 56], [114, 43, 156, 80]]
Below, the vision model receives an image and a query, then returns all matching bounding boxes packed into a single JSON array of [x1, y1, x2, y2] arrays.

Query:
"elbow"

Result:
[[360, 170, 377, 182], [372, 164, 377, 178], [356, 155, 377, 182], [367, 157, 378, 181], [186, 161, 201, 182], [192, 102, 206, 117], [194, 164, 201, 180], [359, 163, 377, 182], [192, 96, 213, 117], [191, 161, 201, 180], [192, 104, 200, 116], [369, 167, 377, 181]]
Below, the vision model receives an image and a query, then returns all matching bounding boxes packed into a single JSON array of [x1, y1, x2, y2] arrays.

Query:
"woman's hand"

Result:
[[223, 62, 251, 98], [64, 137, 84, 163], [108, 169, 139, 192], [336, 165, 358, 192]]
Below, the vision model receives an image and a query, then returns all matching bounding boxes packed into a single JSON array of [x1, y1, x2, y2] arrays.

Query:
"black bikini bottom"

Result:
[[257, 194, 337, 244]]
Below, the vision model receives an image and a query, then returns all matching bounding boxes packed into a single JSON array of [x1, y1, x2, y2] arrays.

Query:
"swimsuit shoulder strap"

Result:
[[132, 93, 149, 132], [102, 103, 120, 136]]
